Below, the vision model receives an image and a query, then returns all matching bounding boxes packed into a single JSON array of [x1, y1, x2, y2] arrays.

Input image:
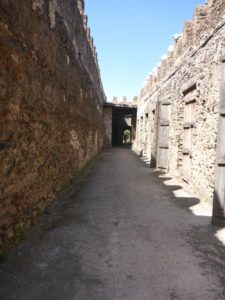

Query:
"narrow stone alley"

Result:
[[0, 149, 225, 300]]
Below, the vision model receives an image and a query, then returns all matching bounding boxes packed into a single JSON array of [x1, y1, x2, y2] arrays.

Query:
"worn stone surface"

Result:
[[134, 1, 225, 205], [0, 0, 105, 250], [0, 149, 225, 299]]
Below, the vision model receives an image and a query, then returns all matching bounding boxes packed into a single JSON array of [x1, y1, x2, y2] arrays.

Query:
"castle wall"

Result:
[[135, 1, 225, 205], [0, 0, 105, 250]]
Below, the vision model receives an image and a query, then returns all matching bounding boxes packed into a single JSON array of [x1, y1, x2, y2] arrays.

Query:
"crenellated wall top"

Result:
[[140, 0, 225, 99]]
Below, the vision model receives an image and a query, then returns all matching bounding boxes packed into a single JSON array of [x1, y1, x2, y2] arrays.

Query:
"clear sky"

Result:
[[85, 0, 205, 101]]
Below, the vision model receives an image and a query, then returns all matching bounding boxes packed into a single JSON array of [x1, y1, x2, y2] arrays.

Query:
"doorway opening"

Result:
[[123, 129, 131, 145], [112, 106, 137, 147]]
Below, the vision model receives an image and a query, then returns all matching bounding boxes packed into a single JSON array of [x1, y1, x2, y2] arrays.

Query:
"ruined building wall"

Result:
[[0, 0, 105, 249], [134, 1, 225, 204]]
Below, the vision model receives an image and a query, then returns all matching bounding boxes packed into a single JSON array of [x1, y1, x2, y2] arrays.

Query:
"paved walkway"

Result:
[[1, 149, 225, 300]]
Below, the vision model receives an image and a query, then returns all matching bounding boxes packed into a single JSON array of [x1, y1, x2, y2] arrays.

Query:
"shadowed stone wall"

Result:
[[0, 0, 105, 250]]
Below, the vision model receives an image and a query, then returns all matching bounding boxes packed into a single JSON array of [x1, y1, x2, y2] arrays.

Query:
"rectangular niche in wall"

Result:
[[181, 80, 197, 183], [156, 97, 171, 171], [144, 113, 149, 153], [150, 104, 159, 168]]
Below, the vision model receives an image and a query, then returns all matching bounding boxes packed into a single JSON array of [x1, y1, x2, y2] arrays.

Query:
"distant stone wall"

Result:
[[0, 0, 105, 250], [135, 0, 225, 205], [103, 106, 112, 148]]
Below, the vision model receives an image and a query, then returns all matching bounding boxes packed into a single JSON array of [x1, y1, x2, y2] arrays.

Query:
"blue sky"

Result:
[[85, 0, 205, 101]]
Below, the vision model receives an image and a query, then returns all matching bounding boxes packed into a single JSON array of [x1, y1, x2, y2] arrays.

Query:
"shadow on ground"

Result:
[[138, 154, 225, 295]]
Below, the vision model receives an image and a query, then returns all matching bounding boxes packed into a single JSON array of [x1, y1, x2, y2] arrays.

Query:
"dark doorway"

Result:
[[112, 106, 137, 147]]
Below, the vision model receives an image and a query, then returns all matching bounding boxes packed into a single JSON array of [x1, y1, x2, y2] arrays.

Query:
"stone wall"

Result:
[[134, 0, 225, 205], [0, 0, 105, 250], [103, 106, 112, 148]]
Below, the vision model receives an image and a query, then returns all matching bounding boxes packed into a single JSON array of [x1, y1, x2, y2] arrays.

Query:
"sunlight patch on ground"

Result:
[[215, 228, 225, 247], [163, 178, 178, 186], [140, 156, 150, 166], [173, 188, 192, 198], [158, 173, 212, 217], [189, 203, 212, 217], [158, 174, 170, 179]]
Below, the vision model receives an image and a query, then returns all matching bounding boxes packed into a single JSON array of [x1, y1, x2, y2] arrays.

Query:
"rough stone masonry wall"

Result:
[[0, 0, 105, 250], [103, 106, 112, 148], [134, 0, 225, 205]]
